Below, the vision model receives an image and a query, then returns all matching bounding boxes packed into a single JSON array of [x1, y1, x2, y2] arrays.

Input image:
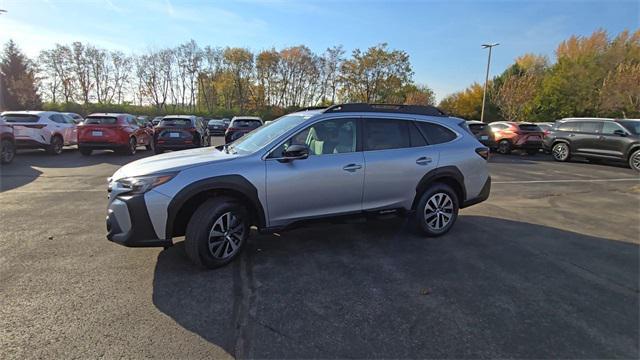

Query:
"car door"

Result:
[[128, 116, 145, 145], [265, 117, 364, 225], [61, 114, 78, 144], [361, 117, 439, 211], [571, 121, 602, 155], [599, 121, 631, 159], [50, 114, 75, 145]]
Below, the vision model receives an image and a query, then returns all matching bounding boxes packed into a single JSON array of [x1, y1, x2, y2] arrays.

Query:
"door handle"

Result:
[[568, 134, 575, 137], [342, 164, 362, 172], [416, 157, 433, 165]]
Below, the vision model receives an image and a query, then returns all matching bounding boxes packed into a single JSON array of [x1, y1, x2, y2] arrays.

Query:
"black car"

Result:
[[154, 115, 210, 154], [224, 116, 263, 143], [207, 119, 227, 136], [466, 120, 494, 147], [543, 118, 640, 171]]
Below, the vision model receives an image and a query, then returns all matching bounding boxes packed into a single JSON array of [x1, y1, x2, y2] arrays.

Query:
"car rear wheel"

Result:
[[497, 140, 511, 155], [185, 197, 250, 269], [47, 135, 63, 155], [1, 139, 15, 164], [123, 137, 137, 155], [552, 142, 570, 162], [79, 147, 92, 156], [415, 183, 459, 237], [629, 149, 640, 172]]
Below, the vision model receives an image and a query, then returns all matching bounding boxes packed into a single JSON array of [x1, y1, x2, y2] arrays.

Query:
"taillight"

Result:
[[475, 147, 490, 160]]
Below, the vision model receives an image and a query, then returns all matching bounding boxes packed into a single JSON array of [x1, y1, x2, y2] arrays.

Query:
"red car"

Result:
[[0, 117, 16, 164], [77, 113, 154, 156], [489, 121, 544, 155]]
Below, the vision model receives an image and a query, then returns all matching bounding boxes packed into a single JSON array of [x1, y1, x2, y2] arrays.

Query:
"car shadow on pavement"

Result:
[[0, 147, 152, 191], [152, 216, 639, 359]]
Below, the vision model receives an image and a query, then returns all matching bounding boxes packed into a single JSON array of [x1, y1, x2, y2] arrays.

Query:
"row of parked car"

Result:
[[0, 111, 265, 164], [465, 118, 640, 171]]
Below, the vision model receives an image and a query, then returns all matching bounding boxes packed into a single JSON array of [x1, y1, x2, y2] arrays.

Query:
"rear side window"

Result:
[[364, 119, 410, 151], [578, 121, 602, 133], [556, 122, 578, 131], [409, 122, 427, 147], [469, 124, 486, 132], [85, 117, 118, 125], [1, 114, 40, 122], [232, 120, 262, 128], [416, 122, 457, 145]]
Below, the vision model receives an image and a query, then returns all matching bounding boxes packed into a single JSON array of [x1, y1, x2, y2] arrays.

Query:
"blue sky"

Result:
[[0, 0, 637, 101]]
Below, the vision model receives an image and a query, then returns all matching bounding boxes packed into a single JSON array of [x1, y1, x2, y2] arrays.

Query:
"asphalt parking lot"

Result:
[[1, 142, 639, 359]]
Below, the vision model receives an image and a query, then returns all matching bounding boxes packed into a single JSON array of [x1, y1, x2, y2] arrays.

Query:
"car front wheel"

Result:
[[629, 149, 640, 172], [415, 184, 459, 237], [552, 142, 570, 162], [185, 197, 250, 269]]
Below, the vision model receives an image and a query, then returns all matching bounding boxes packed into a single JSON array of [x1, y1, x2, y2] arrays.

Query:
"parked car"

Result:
[[154, 115, 210, 154], [207, 119, 227, 136], [0, 111, 77, 155], [222, 118, 231, 127], [77, 113, 154, 156], [151, 116, 164, 126], [225, 116, 263, 143], [543, 118, 640, 171], [489, 121, 544, 155], [466, 120, 494, 147], [0, 117, 16, 164], [106, 103, 491, 269], [63, 112, 84, 124]]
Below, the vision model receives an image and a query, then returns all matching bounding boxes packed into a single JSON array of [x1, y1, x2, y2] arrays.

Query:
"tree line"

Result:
[[440, 29, 640, 122], [0, 40, 435, 119]]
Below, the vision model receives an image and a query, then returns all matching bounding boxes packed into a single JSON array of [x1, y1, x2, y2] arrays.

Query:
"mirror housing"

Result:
[[613, 129, 626, 136], [280, 144, 309, 162]]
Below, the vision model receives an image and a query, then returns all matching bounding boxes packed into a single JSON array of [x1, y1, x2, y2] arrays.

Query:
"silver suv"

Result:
[[106, 104, 491, 269]]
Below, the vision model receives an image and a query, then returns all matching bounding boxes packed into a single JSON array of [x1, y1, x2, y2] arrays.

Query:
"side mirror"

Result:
[[613, 129, 626, 136], [280, 144, 309, 162]]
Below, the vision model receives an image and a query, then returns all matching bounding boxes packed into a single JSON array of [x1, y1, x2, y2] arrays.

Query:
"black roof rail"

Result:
[[323, 103, 448, 117], [296, 106, 329, 112]]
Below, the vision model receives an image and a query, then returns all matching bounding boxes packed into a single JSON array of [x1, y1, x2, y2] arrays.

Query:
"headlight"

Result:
[[118, 173, 177, 194]]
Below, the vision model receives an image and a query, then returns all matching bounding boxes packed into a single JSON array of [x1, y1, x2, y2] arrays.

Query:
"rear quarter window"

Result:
[[416, 122, 457, 145]]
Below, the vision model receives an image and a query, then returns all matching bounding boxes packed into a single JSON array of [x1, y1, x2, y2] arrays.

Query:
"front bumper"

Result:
[[106, 193, 172, 248]]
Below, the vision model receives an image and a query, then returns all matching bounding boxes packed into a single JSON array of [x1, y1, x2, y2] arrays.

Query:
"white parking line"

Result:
[[494, 178, 639, 184]]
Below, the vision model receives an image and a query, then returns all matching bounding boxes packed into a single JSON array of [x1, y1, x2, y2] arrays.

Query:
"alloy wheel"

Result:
[[553, 143, 568, 161], [1, 140, 15, 163], [129, 138, 137, 155], [52, 137, 63, 154], [631, 151, 640, 171], [208, 212, 246, 259], [424, 192, 454, 231]]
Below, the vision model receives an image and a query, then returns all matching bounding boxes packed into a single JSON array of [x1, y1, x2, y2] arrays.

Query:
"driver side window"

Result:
[[271, 118, 358, 157]]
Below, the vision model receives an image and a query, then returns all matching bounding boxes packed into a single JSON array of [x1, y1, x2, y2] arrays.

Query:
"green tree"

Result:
[[1, 40, 41, 110]]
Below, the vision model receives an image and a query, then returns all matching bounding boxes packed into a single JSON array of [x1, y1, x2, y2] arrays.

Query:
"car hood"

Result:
[[111, 147, 236, 180]]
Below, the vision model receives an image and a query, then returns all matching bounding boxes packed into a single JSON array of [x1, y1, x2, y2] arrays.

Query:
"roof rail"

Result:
[[296, 106, 329, 112], [323, 103, 448, 117]]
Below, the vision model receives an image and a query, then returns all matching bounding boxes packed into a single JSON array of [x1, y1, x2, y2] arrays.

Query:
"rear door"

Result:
[[50, 114, 75, 145], [361, 118, 439, 211], [572, 121, 603, 155]]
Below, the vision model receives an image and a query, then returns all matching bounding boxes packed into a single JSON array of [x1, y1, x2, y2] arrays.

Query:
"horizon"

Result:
[[0, 0, 638, 102]]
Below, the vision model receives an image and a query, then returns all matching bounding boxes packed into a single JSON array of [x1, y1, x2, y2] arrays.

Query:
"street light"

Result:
[[480, 43, 499, 123]]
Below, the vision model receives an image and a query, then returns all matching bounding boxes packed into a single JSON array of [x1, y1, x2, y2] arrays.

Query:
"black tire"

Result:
[[1, 138, 15, 164], [185, 197, 250, 269], [552, 142, 570, 162], [497, 139, 511, 155], [415, 183, 459, 237], [526, 149, 538, 156], [123, 137, 137, 155], [47, 135, 64, 155], [629, 149, 640, 172], [154, 145, 164, 154], [79, 147, 93, 156]]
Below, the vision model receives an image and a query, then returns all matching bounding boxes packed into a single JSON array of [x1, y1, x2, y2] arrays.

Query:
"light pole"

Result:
[[480, 43, 499, 123]]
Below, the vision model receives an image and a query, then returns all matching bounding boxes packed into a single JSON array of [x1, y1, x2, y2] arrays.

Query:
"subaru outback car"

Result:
[[106, 104, 491, 269]]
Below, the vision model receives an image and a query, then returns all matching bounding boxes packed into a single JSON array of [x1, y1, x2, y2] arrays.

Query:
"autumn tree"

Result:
[[223, 47, 253, 112], [494, 73, 540, 121], [1, 40, 41, 110], [599, 62, 640, 117]]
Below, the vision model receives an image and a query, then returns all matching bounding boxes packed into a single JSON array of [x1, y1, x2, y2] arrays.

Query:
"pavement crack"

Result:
[[231, 249, 257, 359]]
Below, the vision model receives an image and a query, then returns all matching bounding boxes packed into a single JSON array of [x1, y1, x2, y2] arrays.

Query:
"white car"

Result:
[[0, 111, 78, 155]]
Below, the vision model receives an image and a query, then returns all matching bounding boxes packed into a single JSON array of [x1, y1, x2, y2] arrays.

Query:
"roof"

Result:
[[163, 115, 197, 119], [559, 117, 615, 122], [1, 110, 55, 115], [87, 113, 129, 117], [232, 116, 262, 120]]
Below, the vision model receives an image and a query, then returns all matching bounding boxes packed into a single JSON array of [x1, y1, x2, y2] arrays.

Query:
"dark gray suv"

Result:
[[107, 104, 491, 269], [543, 118, 640, 171]]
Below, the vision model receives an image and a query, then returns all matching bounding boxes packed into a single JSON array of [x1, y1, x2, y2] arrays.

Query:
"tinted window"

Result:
[[601, 122, 625, 135], [364, 119, 409, 151], [409, 122, 427, 147], [618, 120, 640, 135], [232, 120, 262, 128], [578, 121, 601, 133], [209, 120, 224, 125], [518, 124, 541, 132], [85, 116, 118, 125], [416, 122, 457, 144], [159, 118, 192, 127], [2, 114, 38, 123], [272, 118, 358, 156], [557, 122, 578, 131], [468, 123, 487, 132]]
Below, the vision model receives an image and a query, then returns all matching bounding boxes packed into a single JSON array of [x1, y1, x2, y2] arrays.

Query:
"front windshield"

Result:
[[618, 120, 640, 135], [229, 114, 313, 154]]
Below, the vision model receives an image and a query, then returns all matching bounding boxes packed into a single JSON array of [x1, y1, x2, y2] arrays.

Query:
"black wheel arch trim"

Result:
[[412, 166, 467, 210], [165, 174, 266, 239]]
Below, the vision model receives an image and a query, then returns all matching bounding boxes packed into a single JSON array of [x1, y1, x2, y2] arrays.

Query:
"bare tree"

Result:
[[70, 42, 93, 103]]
